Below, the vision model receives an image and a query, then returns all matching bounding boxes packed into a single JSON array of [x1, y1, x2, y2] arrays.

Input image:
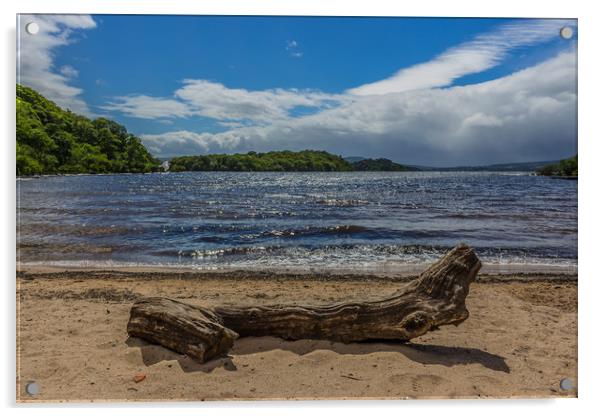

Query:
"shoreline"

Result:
[[16, 262, 578, 281], [16, 171, 538, 178]]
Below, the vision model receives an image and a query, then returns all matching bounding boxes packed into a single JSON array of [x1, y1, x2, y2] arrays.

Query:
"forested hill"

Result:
[[169, 151, 422, 172], [17, 85, 158, 175], [351, 158, 419, 171], [169, 151, 354, 172]]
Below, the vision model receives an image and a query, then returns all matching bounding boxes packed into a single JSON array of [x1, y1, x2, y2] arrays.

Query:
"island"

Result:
[[169, 151, 418, 172], [169, 150, 354, 172], [350, 158, 419, 171]]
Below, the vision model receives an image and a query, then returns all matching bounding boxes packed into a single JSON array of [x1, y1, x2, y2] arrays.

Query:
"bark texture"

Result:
[[127, 297, 238, 362], [127, 244, 481, 362]]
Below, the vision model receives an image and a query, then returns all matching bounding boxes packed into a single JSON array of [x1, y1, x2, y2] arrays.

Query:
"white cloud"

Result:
[[101, 95, 193, 119], [105, 80, 346, 124], [285, 39, 303, 58], [348, 19, 575, 96], [17, 14, 96, 115], [174, 80, 344, 122], [141, 130, 245, 157], [141, 51, 577, 166], [59, 65, 79, 78]]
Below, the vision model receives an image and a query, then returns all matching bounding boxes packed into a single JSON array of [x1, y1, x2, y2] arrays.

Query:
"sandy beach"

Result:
[[15, 269, 577, 402]]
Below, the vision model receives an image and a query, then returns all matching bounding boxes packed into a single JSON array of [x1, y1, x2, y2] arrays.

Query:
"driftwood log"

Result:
[[127, 244, 481, 362], [128, 297, 239, 362]]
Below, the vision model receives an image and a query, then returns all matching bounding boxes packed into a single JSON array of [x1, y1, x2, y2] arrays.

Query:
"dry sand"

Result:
[[16, 270, 577, 402]]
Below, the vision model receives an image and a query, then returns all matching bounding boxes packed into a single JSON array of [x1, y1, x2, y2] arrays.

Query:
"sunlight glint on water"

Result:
[[17, 171, 577, 274]]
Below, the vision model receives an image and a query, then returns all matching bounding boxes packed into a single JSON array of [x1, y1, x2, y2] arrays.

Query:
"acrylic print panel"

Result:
[[16, 14, 578, 402]]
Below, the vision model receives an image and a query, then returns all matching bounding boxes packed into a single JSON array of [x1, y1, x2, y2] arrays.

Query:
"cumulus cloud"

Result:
[[141, 130, 245, 157], [17, 14, 96, 115], [104, 80, 346, 124], [101, 95, 193, 119], [348, 19, 575, 95], [174, 80, 343, 122], [141, 51, 577, 165]]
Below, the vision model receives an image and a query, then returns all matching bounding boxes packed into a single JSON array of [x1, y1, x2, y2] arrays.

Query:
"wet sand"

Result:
[[16, 270, 577, 402]]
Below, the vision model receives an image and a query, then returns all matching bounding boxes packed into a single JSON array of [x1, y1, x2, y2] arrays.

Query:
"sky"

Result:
[[17, 15, 577, 166]]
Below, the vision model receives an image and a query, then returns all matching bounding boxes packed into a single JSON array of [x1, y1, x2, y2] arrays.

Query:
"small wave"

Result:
[[438, 212, 571, 222], [150, 243, 577, 265], [266, 193, 305, 200], [439, 213, 497, 220], [166, 208, 298, 220], [262, 225, 370, 238], [314, 199, 369, 207], [156, 246, 277, 258]]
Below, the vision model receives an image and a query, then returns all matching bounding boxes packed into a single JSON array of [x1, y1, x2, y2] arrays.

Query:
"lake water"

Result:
[[17, 171, 577, 274]]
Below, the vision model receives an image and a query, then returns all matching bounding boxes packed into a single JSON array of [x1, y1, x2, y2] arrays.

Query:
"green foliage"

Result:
[[351, 158, 419, 172], [170, 150, 355, 172], [16, 84, 159, 175], [537, 155, 578, 177], [170, 152, 422, 172]]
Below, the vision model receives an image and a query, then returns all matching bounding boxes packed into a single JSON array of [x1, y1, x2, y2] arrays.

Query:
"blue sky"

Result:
[[18, 15, 577, 166]]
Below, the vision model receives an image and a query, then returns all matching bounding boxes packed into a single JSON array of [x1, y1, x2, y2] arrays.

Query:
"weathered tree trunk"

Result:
[[127, 244, 481, 362], [216, 243, 481, 342], [127, 297, 238, 363]]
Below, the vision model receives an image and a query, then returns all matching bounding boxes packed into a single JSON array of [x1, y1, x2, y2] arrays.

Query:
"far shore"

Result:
[[16, 169, 560, 180]]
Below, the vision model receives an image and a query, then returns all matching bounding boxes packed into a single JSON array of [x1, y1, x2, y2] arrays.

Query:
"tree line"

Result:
[[17, 84, 159, 175], [169, 151, 416, 172], [537, 155, 578, 177]]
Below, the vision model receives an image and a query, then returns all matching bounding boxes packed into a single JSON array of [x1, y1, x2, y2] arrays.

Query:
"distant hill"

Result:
[[345, 155, 559, 172], [16, 84, 158, 175], [169, 152, 424, 172], [351, 158, 419, 172], [415, 160, 562, 172]]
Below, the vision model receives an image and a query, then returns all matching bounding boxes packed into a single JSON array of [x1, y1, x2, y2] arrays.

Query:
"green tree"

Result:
[[169, 150, 356, 172], [537, 155, 578, 177], [16, 84, 159, 175]]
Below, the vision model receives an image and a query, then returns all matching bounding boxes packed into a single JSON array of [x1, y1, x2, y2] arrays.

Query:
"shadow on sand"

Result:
[[125, 337, 237, 373], [126, 335, 510, 374]]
